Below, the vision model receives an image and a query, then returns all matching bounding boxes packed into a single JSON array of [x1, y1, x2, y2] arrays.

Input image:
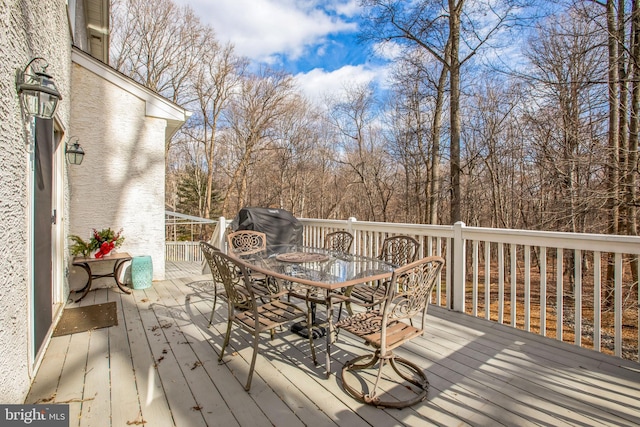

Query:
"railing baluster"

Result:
[[453, 222, 465, 312], [511, 244, 517, 328], [575, 249, 582, 346], [594, 251, 601, 352], [525, 245, 530, 332], [499, 242, 504, 324], [540, 246, 547, 336], [557, 249, 563, 342], [615, 252, 622, 357], [485, 242, 491, 321], [472, 240, 478, 317]]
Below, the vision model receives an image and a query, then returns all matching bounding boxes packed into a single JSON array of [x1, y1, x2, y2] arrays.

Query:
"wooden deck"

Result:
[[26, 261, 640, 426]]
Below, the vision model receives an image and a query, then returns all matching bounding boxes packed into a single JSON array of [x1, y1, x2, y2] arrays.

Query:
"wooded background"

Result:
[[109, 0, 639, 240]]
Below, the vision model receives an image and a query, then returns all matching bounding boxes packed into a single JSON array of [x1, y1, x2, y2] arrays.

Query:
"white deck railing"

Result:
[[168, 216, 640, 362], [165, 241, 205, 262]]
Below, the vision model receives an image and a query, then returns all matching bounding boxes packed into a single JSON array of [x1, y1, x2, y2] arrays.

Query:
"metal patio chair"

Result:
[[226, 229, 281, 296], [333, 255, 444, 408], [323, 230, 354, 253], [343, 235, 420, 318], [226, 230, 267, 254], [199, 242, 225, 327], [205, 249, 314, 391]]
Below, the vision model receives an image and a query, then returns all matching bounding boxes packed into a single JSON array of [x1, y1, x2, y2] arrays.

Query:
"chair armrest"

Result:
[[329, 292, 382, 310], [250, 284, 289, 299]]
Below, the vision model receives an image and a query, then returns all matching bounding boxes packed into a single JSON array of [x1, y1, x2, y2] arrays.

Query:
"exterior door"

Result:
[[33, 118, 54, 356]]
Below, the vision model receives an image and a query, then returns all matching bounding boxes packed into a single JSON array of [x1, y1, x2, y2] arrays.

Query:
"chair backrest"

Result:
[[324, 231, 354, 253], [200, 241, 223, 283], [378, 235, 420, 267], [201, 241, 253, 313], [227, 230, 267, 255], [380, 256, 444, 348]]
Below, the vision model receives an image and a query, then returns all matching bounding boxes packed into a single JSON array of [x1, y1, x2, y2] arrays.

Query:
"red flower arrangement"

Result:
[[91, 228, 125, 258], [69, 228, 125, 258]]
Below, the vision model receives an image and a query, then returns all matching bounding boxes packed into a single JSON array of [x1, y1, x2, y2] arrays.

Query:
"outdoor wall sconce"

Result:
[[65, 137, 85, 165], [15, 57, 62, 119]]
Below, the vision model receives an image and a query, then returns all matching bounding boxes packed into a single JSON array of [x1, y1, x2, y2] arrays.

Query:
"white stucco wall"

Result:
[[1, 0, 71, 403], [68, 62, 167, 285]]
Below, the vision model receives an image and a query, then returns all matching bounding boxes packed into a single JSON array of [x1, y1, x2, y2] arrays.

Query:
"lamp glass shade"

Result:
[[18, 70, 61, 120], [66, 142, 85, 165]]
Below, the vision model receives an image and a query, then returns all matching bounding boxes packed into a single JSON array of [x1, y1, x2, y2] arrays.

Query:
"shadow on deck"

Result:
[[26, 262, 640, 426]]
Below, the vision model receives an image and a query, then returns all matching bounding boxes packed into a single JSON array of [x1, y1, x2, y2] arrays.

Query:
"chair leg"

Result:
[[343, 286, 355, 317], [335, 301, 345, 323], [340, 351, 429, 408], [365, 357, 388, 405], [306, 297, 317, 366], [245, 330, 260, 391], [218, 319, 233, 362], [208, 290, 218, 327]]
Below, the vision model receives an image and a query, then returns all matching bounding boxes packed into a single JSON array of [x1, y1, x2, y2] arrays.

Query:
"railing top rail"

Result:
[[461, 225, 640, 254], [298, 218, 640, 254], [350, 222, 454, 237], [298, 218, 353, 226], [299, 218, 454, 237]]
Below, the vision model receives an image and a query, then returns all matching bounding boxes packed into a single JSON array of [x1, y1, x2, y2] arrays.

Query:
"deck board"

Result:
[[79, 311, 110, 427], [168, 279, 318, 427], [121, 286, 174, 426], [25, 261, 640, 426], [137, 284, 209, 427], [416, 328, 599, 425]]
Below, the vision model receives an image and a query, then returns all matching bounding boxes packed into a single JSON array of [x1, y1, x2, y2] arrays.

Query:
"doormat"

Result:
[[53, 302, 118, 337]]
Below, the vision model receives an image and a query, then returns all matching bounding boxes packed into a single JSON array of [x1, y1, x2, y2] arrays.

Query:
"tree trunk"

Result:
[[449, 0, 463, 224], [605, 0, 621, 305], [429, 49, 449, 225], [629, 0, 639, 283]]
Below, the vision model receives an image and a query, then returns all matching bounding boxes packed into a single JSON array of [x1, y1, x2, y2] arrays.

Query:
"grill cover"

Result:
[[230, 207, 303, 246]]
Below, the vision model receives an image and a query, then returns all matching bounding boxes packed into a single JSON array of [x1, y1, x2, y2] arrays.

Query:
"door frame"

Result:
[[27, 117, 66, 375]]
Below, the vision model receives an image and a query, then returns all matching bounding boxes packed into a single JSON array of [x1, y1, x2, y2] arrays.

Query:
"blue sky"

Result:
[[171, 0, 390, 103]]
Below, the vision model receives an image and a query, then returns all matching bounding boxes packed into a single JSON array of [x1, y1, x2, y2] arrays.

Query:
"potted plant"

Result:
[[69, 234, 92, 258]]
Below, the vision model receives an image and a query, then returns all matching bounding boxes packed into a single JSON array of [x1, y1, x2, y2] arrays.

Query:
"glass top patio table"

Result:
[[231, 244, 395, 291], [230, 244, 396, 378]]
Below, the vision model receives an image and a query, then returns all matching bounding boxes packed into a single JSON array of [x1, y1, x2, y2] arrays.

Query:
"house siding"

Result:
[[1, 0, 71, 403], [1, 0, 184, 403], [68, 63, 167, 286]]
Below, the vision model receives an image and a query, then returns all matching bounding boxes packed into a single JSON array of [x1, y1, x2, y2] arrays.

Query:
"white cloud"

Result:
[[177, 0, 357, 62], [171, 0, 392, 104], [330, 0, 361, 17], [373, 41, 403, 61], [294, 64, 388, 105]]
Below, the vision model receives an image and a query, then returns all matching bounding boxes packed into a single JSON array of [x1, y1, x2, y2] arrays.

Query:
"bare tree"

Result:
[[326, 83, 397, 221], [359, 0, 516, 223], [110, 0, 214, 153], [262, 95, 323, 216], [180, 41, 247, 220], [110, 0, 211, 101], [465, 78, 526, 229], [523, 10, 608, 232], [386, 47, 448, 224], [220, 68, 297, 216]]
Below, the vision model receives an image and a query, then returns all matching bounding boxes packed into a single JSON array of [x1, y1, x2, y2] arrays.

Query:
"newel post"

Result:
[[347, 217, 357, 254], [201, 216, 227, 275], [452, 221, 466, 312], [215, 216, 227, 252]]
